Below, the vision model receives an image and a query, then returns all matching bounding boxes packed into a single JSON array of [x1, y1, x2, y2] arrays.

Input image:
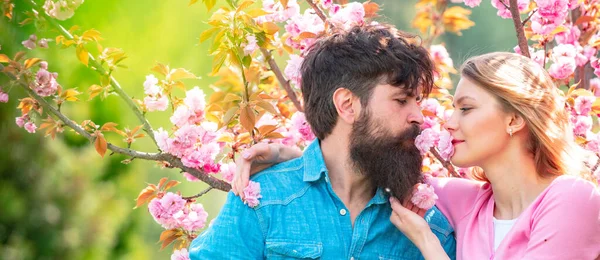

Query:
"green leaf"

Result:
[[222, 106, 239, 125], [199, 27, 220, 43], [204, 0, 217, 11], [168, 68, 197, 81]]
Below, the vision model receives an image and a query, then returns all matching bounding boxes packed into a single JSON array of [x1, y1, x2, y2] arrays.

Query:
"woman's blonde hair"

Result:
[[459, 52, 592, 181]]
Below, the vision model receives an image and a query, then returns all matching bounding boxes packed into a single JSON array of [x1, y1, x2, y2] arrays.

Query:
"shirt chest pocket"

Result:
[[266, 239, 323, 259]]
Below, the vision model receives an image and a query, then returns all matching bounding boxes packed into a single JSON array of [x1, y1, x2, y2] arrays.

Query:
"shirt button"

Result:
[[340, 209, 347, 216]]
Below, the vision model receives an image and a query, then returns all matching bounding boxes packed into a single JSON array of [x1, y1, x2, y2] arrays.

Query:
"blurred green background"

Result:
[[0, 0, 516, 259]]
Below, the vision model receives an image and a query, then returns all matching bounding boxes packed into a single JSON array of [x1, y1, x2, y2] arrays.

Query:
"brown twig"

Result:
[[508, 0, 530, 58], [306, 0, 329, 24], [183, 187, 214, 200], [260, 48, 303, 112], [499, 0, 509, 10], [1, 64, 231, 192], [429, 147, 460, 178], [25, 0, 158, 147], [522, 9, 537, 26]]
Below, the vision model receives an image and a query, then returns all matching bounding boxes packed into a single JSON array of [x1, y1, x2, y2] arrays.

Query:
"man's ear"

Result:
[[333, 88, 360, 124]]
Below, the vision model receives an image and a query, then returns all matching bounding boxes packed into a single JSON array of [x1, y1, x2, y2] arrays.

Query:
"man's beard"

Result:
[[349, 110, 423, 202]]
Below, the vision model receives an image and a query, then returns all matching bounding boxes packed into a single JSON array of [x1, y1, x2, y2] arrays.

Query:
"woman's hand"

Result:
[[231, 143, 302, 198], [389, 197, 449, 260]]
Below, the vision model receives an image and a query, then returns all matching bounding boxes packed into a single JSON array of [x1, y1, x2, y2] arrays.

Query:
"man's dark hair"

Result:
[[300, 23, 435, 140]]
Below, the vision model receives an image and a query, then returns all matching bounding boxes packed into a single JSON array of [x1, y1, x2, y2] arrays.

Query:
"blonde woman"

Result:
[[232, 52, 600, 259]]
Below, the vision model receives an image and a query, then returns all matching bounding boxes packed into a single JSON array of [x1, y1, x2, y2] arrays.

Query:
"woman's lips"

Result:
[[451, 140, 464, 146]]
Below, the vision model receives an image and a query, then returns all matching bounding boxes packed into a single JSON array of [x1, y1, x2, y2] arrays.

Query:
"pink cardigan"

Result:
[[430, 175, 600, 260]]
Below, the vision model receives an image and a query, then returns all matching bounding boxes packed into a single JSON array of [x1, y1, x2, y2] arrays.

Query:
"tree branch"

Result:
[[183, 187, 213, 200], [1, 64, 231, 192], [260, 48, 303, 112], [508, 0, 530, 58], [25, 0, 159, 147], [306, 0, 328, 25], [522, 9, 537, 26], [429, 148, 460, 178]]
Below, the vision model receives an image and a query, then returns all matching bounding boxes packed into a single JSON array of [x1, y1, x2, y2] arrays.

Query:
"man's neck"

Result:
[[320, 137, 376, 226]]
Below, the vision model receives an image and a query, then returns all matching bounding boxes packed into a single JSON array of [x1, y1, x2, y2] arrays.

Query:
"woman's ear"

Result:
[[507, 112, 526, 135], [333, 88, 360, 124]]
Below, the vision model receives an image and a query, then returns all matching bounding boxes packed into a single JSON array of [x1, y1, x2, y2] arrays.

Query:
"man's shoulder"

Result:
[[249, 157, 315, 207], [424, 205, 454, 238]]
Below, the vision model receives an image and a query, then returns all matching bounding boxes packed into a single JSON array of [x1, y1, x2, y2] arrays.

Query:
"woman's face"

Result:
[[444, 77, 512, 168]]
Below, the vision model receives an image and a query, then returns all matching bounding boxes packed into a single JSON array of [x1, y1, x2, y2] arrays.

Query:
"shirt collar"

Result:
[[302, 140, 328, 182], [302, 140, 389, 205]]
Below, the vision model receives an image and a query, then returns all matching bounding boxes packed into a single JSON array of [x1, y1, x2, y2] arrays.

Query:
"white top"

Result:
[[493, 217, 518, 251]]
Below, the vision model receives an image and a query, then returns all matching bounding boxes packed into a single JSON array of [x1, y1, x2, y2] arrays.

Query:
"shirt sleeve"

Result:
[[522, 178, 600, 259], [189, 192, 266, 260], [429, 177, 487, 228]]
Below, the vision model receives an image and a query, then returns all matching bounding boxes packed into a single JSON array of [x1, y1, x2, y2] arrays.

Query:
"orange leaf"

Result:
[[161, 235, 180, 250], [575, 15, 595, 26], [94, 131, 108, 157], [240, 105, 256, 133], [163, 180, 181, 191], [363, 1, 380, 18], [158, 177, 169, 190], [0, 54, 9, 63], [23, 58, 41, 69], [159, 229, 179, 242], [262, 22, 279, 35], [101, 122, 119, 132], [134, 185, 157, 208]]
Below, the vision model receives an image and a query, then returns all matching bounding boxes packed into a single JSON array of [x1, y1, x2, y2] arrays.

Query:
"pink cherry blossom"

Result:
[[591, 57, 600, 77], [590, 78, 600, 97], [243, 181, 262, 208], [329, 2, 365, 30], [144, 95, 169, 112], [410, 183, 438, 210], [573, 95, 595, 116], [430, 45, 454, 69], [437, 130, 454, 161], [183, 172, 200, 182], [463, 0, 482, 7], [291, 112, 315, 142], [491, 0, 529, 19], [22, 34, 37, 49], [143, 75, 160, 95], [171, 248, 190, 260], [555, 24, 580, 45], [548, 61, 576, 79], [536, 0, 569, 21], [183, 87, 206, 112], [38, 38, 49, 48], [572, 115, 592, 137], [220, 162, 236, 183], [15, 115, 28, 128], [148, 192, 187, 229], [284, 54, 304, 87], [415, 128, 439, 155], [174, 203, 208, 231], [24, 122, 37, 133], [0, 91, 8, 103], [243, 35, 258, 56], [33, 66, 60, 97]]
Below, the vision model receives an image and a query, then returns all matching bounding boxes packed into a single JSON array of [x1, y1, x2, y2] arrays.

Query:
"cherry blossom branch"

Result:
[[183, 187, 213, 200], [521, 9, 537, 26], [1, 64, 231, 191], [25, 0, 158, 147], [429, 147, 460, 178], [306, 0, 328, 24], [508, 0, 530, 58], [260, 48, 303, 112]]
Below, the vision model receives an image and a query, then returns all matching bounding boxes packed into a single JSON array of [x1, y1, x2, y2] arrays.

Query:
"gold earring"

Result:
[[509, 128, 513, 137]]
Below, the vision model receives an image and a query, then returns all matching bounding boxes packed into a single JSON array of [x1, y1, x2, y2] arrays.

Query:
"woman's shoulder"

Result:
[[546, 174, 600, 198]]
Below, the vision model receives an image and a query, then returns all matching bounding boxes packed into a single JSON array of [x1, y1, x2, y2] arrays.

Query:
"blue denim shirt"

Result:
[[190, 140, 456, 259]]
